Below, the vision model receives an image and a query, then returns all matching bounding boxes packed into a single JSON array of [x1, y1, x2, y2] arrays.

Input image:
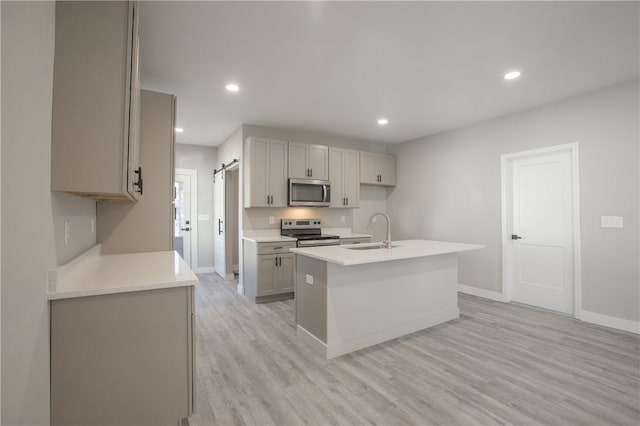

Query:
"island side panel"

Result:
[[295, 255, 328, 345], [325, 254, 459, 358]]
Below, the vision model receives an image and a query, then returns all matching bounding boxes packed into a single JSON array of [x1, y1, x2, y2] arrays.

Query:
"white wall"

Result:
[[388, 80, 639, 323], [1, 3, 55, 423], [1, 3, 97, 423], [175, 143, 218, 271]]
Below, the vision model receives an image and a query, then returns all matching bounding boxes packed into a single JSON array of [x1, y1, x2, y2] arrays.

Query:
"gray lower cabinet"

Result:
[[244, 240, 296, 303], [50, 286, 195, 426], [340, 237, 373, 245]]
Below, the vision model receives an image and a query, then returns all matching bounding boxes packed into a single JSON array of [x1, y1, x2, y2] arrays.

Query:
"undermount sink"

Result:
[[346, 244, 398, 250]]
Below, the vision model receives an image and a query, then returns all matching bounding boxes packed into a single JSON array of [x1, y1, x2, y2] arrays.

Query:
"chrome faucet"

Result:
[[367, 212, 392, 249]]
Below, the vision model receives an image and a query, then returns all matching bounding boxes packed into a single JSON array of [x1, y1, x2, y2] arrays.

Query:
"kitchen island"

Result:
[[291, 239, 483, 359]]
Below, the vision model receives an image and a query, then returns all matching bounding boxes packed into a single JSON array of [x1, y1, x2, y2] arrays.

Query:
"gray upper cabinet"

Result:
[[360, 152, 396, 186], [288, 142, 329, 180], [244, 137, 288, 207], [51, 1, 142, 201], [329, 148, 360, 208]]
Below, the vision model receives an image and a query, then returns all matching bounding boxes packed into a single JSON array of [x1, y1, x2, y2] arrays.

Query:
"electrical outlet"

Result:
[[305, 274, 314, 285], [90, 218, 95, 233], [341, 215, 345, 223], [269, 216, 275, 225], [601, 216, 623, 228]]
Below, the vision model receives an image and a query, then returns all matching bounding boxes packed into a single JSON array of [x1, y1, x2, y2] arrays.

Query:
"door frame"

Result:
[[224, 164, 240, 279], [500, 143, 582, 318], [176, 168, 198, 271]]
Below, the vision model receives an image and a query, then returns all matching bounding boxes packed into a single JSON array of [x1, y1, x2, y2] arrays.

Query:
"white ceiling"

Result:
[[140, 1, 639, 146]]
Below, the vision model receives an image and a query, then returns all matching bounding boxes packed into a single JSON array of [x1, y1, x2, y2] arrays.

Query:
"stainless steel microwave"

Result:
[[288, 179, 331, 207]]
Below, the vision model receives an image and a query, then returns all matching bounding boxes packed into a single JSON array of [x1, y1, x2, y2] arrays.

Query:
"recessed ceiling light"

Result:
[[377, 118, 389, 126], [175, 127, 183, 133], [225, 83, 240, 92], [504, 70, 521, 80]]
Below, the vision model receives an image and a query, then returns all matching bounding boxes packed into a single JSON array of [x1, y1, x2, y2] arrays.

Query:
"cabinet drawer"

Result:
[[257, 242, 296, 254]]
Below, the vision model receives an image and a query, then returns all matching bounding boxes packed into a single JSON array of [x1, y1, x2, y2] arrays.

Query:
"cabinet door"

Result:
[[343, 149, 360, 207], [51, 1, 139, 201], [269, 140, 288, 207], [288, 142, 308, 179], [126, 2, 142, 200], [329, 148, 344, 208], [276, 254, 295, 293], [247, 138, 270, 207], [308, 145, 329, 180], [359, 152, 380, 184], [257, 255, 278, 296], [380, 155, 396, 186]]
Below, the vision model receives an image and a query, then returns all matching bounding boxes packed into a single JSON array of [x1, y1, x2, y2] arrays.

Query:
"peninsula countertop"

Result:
[[48, 245, 198, 300], [290, 239, 484, 266]]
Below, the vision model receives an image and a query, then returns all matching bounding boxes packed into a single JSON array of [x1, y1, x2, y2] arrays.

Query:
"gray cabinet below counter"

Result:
[[50, 286, 195, 426], [244, 240, 296, 303]]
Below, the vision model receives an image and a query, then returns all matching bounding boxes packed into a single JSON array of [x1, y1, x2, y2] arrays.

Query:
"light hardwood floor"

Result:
[[190, 273, 639, 426]]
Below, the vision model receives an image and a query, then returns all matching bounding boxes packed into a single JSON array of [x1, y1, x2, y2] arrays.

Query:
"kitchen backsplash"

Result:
[[52, 192, 97, 265], [243, 207, 353, 230], [241, 186, 390, 241]]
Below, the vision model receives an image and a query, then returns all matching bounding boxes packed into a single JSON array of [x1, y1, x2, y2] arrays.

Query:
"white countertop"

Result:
[[336, 233, 373, 239], [242, 232, 297, 243], [290, 239, 484, 266], [242, 228, 371, 243], [48, 245, 198, 300], [323, 227, 373, 239]]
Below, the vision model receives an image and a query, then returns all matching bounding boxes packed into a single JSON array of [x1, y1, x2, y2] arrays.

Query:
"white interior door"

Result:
[[213, 170, 226, 279], [174, 173, 193, 266], [509, 150, 574, 313]]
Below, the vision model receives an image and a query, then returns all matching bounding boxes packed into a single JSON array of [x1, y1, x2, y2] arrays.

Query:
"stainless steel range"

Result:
[[281, 218, 340, 247]]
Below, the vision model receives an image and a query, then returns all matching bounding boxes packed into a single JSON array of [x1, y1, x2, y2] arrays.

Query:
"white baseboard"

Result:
[[236, 284, 244, 296], [458, 284, 503, 302], [326, 308, 460, 359], [298, 309, 460, 360], [580, 310, 640, 334], [195, 266, 214, 274], [297, 325, 328, 358]]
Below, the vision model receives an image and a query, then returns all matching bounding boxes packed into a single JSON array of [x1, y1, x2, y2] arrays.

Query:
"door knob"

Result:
[[511, 234, 523, 240], [181, 227, 191, 231]]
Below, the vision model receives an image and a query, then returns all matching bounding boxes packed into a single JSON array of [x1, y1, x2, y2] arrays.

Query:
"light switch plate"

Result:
[[601, 216, 624, 228], [341, 215, 345, 223], [269, 216, 275, 225], [305, 274, 314, 285]]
